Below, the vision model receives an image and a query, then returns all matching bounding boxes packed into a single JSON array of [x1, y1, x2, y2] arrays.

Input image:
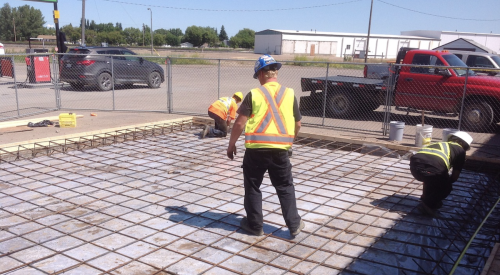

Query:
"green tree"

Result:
[[122, 27, 141, 45], [85, 29, 98, 45], [61, 24, 80, 44], [153, 33, 165, 46], [165, 32, 180, 46], [0, 3, 14, 41], [229, 28, 255, 49], [168, 28, 183, 37], [183, 25, 220, 47], [219, 25, 228, 41]]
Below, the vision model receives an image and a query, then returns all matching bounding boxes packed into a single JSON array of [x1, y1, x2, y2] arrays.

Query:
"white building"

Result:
[[254, 29, 440, 59], [401, 30, 500, 54]]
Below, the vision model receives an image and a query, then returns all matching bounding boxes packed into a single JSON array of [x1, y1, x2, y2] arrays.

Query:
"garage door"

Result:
[[294, 41, 307, 54], [318, 41, 338, 55], [282, 41, 294, 54]]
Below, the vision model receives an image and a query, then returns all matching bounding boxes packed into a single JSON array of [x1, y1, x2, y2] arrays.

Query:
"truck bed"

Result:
[[301, 75, 385, 92]]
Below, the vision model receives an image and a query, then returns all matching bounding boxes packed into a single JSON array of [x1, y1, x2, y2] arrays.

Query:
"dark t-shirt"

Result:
[[237, 90, 302, 122], [411, 143, 466, 175]]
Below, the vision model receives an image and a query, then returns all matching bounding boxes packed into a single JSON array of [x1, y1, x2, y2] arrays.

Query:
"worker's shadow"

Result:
[[369, 194, 422, 214], [164, 206, 283, 236]]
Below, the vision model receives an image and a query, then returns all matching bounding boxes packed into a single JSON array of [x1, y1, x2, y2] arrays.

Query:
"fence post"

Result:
[[11, 56, 21, 117], [217, 59, 221, 99], [457, 68, 469, 130], [321, 63, 330, 126], [167, 57, 173, 113], [52, 54, 61, 109], [382, 63, 396, 136], [111, 57, 115, 111]]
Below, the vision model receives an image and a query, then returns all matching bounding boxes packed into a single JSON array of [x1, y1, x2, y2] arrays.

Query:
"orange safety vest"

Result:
[[245, 83, 295, 150], [208, 97, 237, 120]]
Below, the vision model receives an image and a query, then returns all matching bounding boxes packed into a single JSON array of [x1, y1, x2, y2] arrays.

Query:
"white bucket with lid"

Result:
[[442, 128, 459, 141], [389, 121, 405, 141], [415, 124, 433, 147]]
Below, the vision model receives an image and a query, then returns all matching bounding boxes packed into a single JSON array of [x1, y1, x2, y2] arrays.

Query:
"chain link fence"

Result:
[[1, 51, 499, 145]]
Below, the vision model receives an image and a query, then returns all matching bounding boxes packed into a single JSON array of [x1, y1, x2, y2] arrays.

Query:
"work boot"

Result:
[[240, 218, 263, 236], [290, 219, 305, 236], [200, 125, 210, 139]]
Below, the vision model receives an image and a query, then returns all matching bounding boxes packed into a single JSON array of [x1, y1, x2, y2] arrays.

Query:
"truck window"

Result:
[[410, 54, 444, 74], [491, 56, 500, 67], [454, 54, 463, 59], [442, 54, 472, 76], [467, 56, 494, 68], [107, 49, 124, 60]]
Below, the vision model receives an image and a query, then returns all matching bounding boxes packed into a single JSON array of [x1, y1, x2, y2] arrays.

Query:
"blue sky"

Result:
[[4, 0, 500, 37]]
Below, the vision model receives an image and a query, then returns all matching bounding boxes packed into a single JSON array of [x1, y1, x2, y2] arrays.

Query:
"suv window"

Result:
[[467, 56, 494, 68], [410, 54, 444, 74], [122, 50, 139, 61], [107, 49, 124, 60]]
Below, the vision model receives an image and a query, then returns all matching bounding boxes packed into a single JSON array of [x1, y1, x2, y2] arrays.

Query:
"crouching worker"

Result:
[[409, 131, 473, 215], [201, 92, 243, 138]]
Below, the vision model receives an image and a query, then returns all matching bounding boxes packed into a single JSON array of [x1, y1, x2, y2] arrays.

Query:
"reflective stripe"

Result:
[[258, 86, 287, 134], [275, 85, 287, 107], [218, 97, 231, 111], [256, 111, 272, 133], [246, 135, 294, 143], [417, 142, 451, 169]]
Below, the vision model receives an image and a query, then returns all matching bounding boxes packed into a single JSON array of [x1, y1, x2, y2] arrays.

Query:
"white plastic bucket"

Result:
[[415, 124, 433, 147], [442, 128, 459, 141], [389, 121, 405, 141]]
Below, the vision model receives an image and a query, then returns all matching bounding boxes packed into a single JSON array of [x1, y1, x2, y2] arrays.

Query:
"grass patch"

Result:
[[290, 55, 364, 70], [167, 53, 216, 65]]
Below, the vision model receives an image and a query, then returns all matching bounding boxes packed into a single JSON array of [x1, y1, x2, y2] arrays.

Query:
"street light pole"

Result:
[[147, 8, 153, 55], [81, 0, 86, 46], [364, 0, 373, 63]]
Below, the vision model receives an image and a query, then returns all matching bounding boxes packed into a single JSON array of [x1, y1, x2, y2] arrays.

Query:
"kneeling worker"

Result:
[[201, 92, 243, 138], [409, 131, 473, 215]]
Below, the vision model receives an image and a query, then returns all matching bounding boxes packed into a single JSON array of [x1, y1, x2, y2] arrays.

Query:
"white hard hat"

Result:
[[447, 131, 473, 151]]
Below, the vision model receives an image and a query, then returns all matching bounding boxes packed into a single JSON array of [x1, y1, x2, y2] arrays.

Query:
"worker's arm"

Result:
[[294, 121, 301, 141], [449, 168, 462, 184], [227, 114, 248, 160]]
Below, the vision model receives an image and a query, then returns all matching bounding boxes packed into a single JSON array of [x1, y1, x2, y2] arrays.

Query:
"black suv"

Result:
[[60, 47, 164, 91]]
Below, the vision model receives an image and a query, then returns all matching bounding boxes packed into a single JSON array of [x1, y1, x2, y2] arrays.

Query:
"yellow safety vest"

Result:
[[416, 142, 462, 170], [245, 83, 295, 150]]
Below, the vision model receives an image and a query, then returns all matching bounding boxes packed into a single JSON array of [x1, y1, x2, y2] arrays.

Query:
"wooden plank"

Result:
[[481, 243, 500, 275], [0, 115, 84, 129], [0, 126, 33, 135]]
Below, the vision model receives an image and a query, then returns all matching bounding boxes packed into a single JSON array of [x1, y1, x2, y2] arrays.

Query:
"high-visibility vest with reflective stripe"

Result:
[[245, 83, 295, 150], [416, 142, 461, 170], [208, 97, 235, 120]]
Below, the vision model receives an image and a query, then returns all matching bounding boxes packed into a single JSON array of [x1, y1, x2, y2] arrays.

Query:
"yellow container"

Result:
[[59, 113, 77, 128]]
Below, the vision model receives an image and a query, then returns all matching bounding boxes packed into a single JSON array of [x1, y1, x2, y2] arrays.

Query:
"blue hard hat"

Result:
[[253, 54, 282, 79]]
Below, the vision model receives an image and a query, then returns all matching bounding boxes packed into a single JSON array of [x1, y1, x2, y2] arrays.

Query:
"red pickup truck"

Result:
[[300, 47, 500, 131]]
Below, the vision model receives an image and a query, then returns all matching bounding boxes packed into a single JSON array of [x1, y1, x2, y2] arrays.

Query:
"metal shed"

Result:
[[254, 29, 440, 59], [432, 38, 498, 54]]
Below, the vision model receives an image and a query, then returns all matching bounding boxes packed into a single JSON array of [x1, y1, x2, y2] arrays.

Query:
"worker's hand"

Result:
[[227, 144, 237, 160]]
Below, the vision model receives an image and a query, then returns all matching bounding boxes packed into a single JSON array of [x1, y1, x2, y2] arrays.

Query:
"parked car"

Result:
[[60, 47, 164, 91], [0, 43, 4, 55], [448, 50, 500, 76]]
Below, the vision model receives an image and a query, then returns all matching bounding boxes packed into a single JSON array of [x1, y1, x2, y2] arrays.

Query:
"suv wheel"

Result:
[[97, 72, 113, 91], [147, 71, 161, 88]]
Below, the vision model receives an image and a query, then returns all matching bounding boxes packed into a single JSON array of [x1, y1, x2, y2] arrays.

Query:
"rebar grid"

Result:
[[0, 128, 498, 274]]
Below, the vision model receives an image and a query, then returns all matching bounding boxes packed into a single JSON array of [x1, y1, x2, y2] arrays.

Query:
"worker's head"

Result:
[[253, 54, 282, 82], [447, 131, 473, 151], [233, 92, 243, 103]]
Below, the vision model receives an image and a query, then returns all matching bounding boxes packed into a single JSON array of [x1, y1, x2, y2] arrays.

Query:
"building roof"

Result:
[[433, 38, 497, 54], [255, 29, 438, 40]]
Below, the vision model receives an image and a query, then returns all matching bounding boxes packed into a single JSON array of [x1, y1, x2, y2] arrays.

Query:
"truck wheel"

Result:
[[147, 71, 161, 88], [462, 101, 494, 132], [97, 72, 113, 91], [327, 92, 355, 117]]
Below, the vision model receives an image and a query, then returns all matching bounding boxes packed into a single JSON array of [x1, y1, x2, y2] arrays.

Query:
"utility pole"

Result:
[[147, 8, 153, 55], [81, 0, 86, 46], [142, 24, 145, 46], [13, 16, 16, 42], [364, 0, 373, 63]]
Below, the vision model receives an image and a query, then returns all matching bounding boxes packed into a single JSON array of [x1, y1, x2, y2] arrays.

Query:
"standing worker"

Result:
[[201, 92, 243, 138], [227, 54, 304, 236], [409, 131, 473, 215]]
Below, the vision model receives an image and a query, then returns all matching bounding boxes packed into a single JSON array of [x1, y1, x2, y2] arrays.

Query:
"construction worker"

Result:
[[201, 92, 243, 138], [409, 131, 473, 215], [227, 54, 304, 236]]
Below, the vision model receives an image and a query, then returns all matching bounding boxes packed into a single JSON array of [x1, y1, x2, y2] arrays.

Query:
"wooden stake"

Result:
[[421, 110, 425, 126]]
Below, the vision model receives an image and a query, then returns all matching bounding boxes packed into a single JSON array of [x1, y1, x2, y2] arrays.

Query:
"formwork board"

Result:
[[0, 128, 499, 275]]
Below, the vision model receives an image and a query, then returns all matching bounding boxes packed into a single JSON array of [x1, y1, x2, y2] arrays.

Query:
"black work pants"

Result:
[[242, 148, 301, 231], [410, 160, 452, 209], [208, 111, 227, 137]]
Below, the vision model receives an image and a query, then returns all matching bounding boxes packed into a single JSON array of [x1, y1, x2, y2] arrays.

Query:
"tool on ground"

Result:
[[27, 120, 54, 127]]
